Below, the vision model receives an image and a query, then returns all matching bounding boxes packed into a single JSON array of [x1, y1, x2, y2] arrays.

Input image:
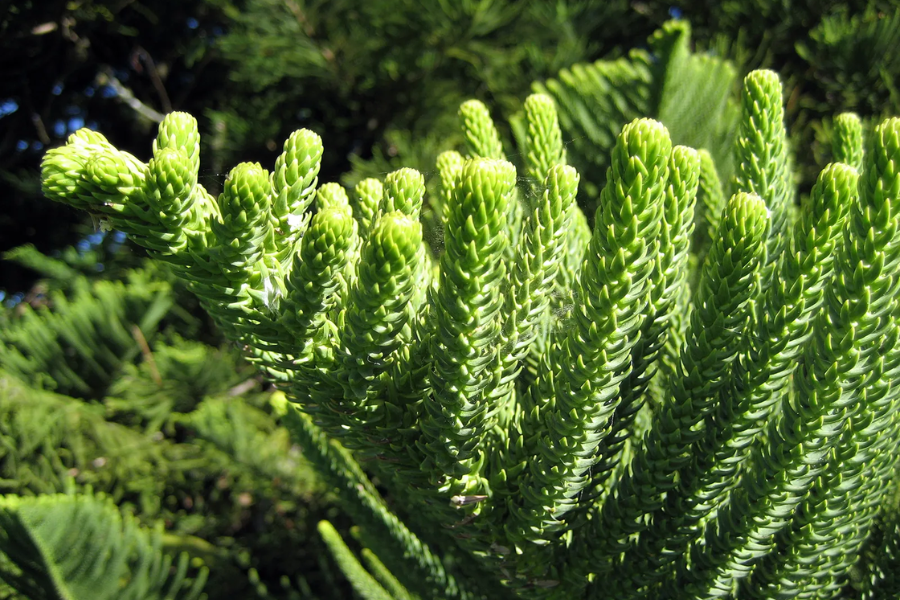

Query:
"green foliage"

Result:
[[276, 397, 472, 600], [0, 0, 234, 294], [513, 118, 673, 547], [0, 373, 193, 509], [795, 5, 900, 123], [360, 546, 419, 600], [731, 69, 792, 286], [608, 161, 857, 599], [0, 266, 174, 399], [857, 471, 900, 599], [38, 56, 900, 600], [316, 520, 393, 600], [0, 492, 207, 600], [741, 118, 900, 600], [423, 158, 513, 483], [0, 248, 347, 598], [12, 0, 900, 306], [211, 0, 643, 186], [533, 20, 739, 205], [832, 112, 866, 172], [105, 336, 250, 430]]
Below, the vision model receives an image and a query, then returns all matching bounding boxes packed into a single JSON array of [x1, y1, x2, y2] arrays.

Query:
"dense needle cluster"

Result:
[[40, 68, 900, 600]]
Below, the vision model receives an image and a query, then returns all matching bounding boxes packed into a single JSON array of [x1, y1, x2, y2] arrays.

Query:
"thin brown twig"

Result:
[[131, 325, 162, 385], [134, 46, 172, 113], [30, 113, 51, 145], [97, 67, 165, 122], [284, 0, 315, 37], [227, 378, 260, 397]]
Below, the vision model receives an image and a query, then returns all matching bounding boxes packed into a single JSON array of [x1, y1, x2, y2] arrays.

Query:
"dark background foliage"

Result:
[[2, 1, 900, 596], [5, 0, 898, 298]]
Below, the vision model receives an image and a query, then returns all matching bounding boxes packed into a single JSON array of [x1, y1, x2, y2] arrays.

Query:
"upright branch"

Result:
[[731, 69, 792, 287], [419, 158, 515, 510], [667, 121, 900, 600], [744, 118, 900, 600], [832, 112, 865, 173], [580, 191, 769, 594], [608, 162, 857, 600], [508, 118, 670, 547]]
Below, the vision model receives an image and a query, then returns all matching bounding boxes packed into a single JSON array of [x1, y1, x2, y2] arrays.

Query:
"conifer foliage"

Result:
[[0, 493, 207, 600], [36, 27, 900, 600], [0, 250, 343, 598]]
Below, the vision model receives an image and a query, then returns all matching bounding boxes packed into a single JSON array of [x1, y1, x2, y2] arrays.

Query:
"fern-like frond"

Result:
[[0, 492, 207, 600], [317, 520, 393, 600], [275, 395, 474, 600], [0, 269, 173, 399], [534, 20, 738, 204]]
